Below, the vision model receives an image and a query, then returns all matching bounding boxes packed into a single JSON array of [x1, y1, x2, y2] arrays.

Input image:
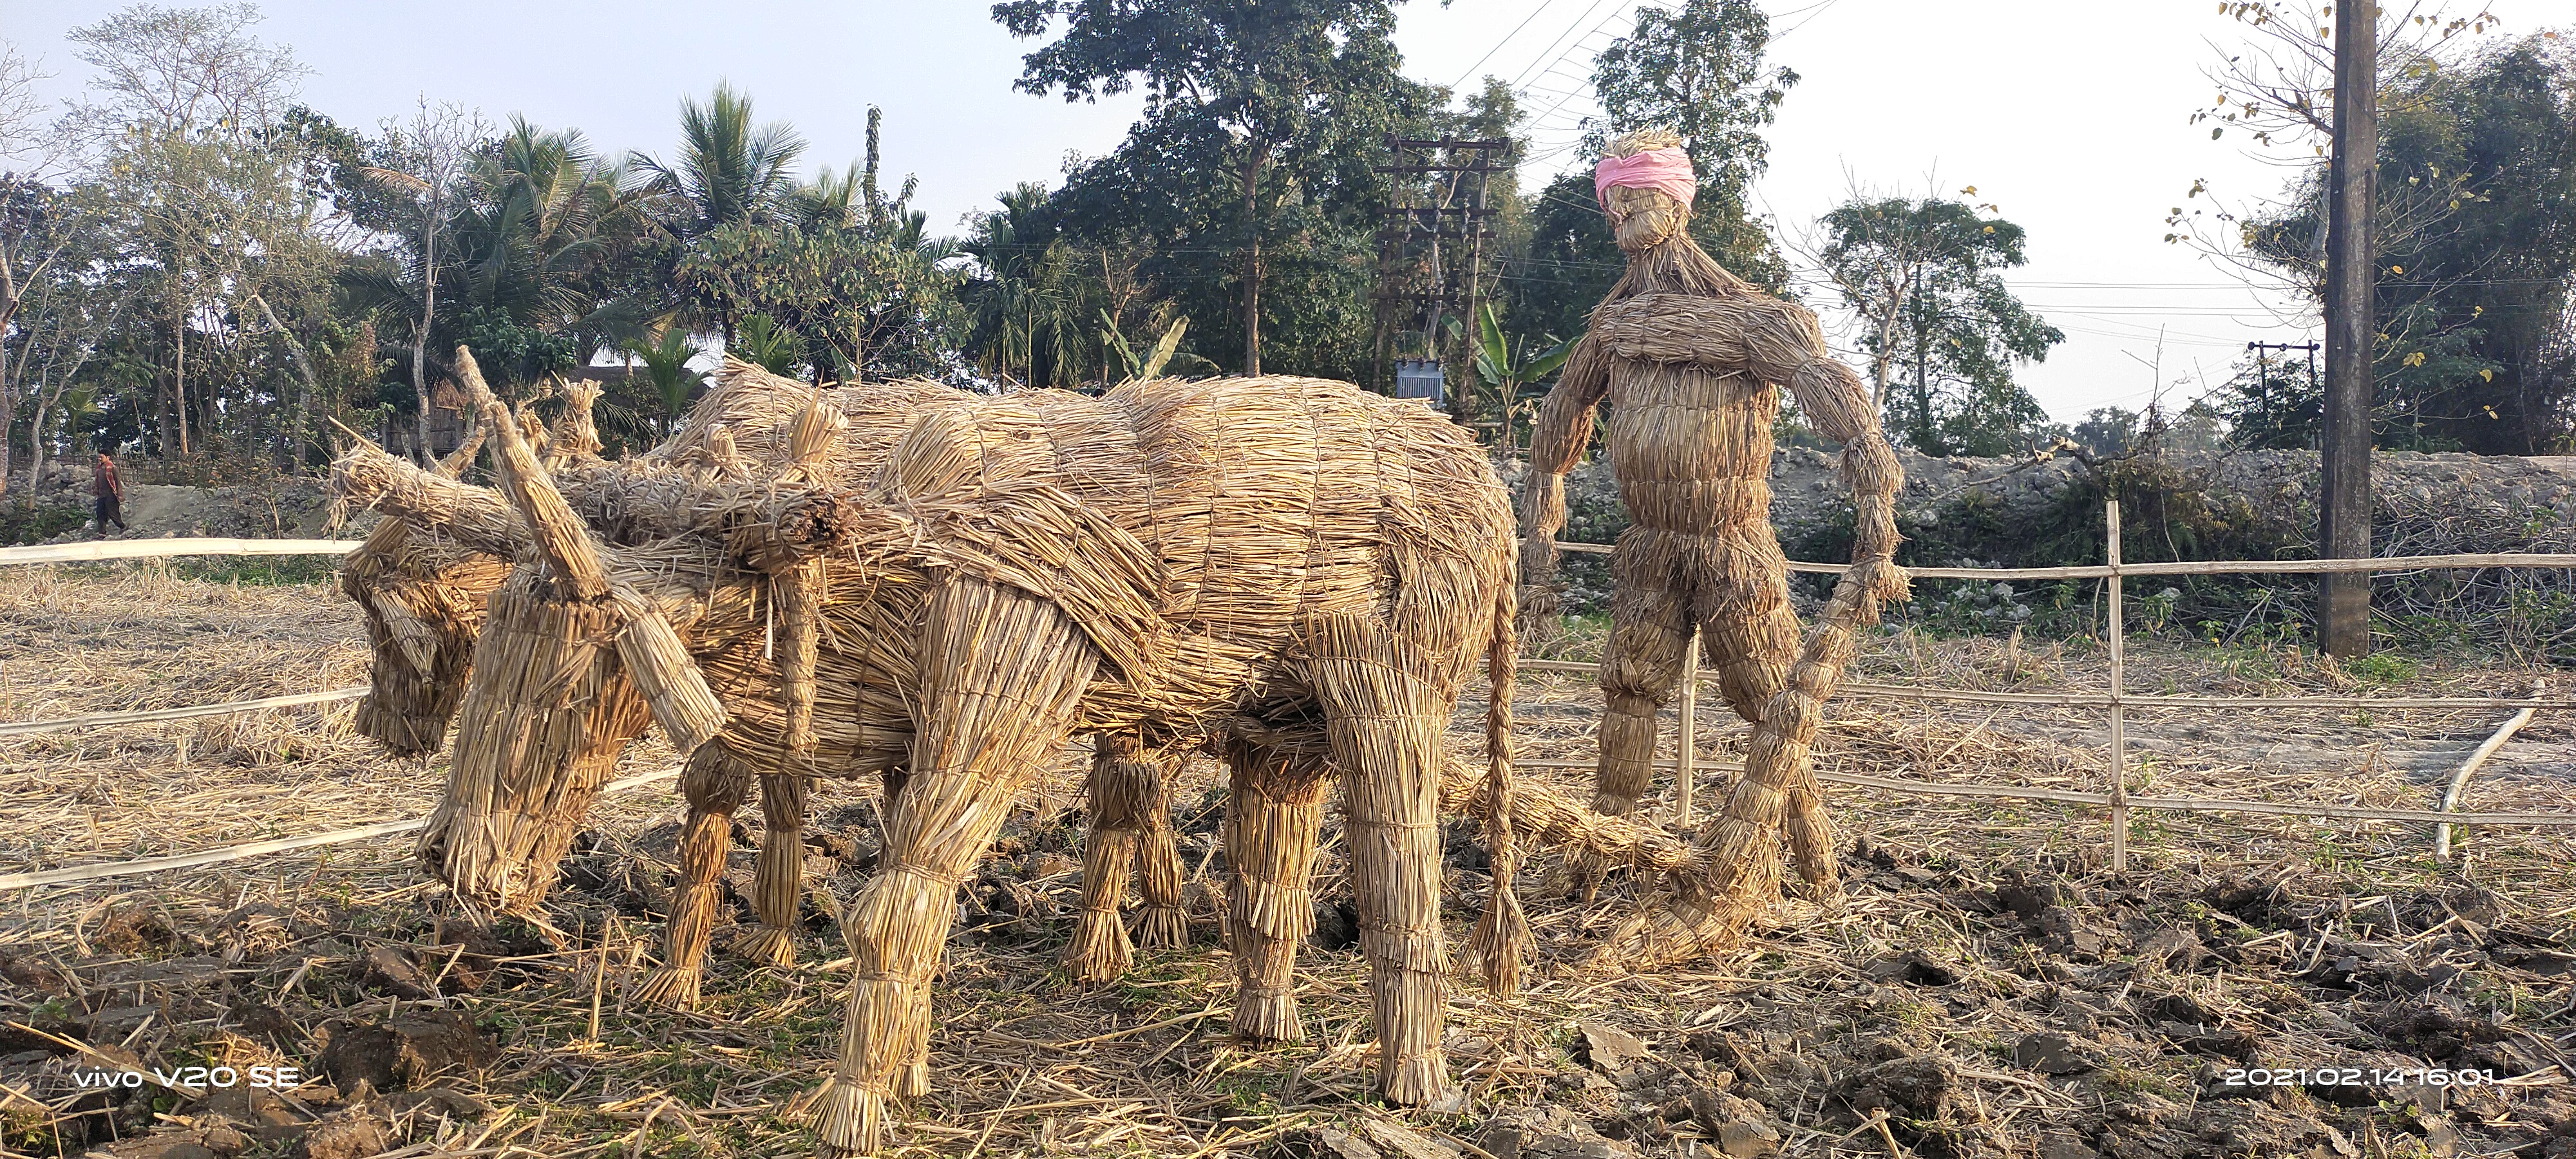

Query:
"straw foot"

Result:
[[810, 1080, 882, 1158], [735, 925, 798, 968], [895, 1061, 930, 1100], [1379, 1051, 1451, 1107], [1134, 904, 1189, 950], [1062, 909, 1133, 982], [631, 965, 701, 1009], [1233, 989, 1304, 1042]]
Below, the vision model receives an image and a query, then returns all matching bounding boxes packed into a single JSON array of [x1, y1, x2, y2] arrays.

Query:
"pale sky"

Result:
[[6, 0, 2553, 422]]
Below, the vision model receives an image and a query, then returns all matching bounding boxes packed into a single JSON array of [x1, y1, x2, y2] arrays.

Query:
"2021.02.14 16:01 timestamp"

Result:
[[2220, 1068, 2499, 1089]]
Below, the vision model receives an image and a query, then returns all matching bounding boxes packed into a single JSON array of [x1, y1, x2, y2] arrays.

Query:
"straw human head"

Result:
[[1596, 129, 1694, 254]]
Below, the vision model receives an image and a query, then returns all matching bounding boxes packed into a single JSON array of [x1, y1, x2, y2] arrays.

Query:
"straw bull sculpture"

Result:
[[334, 363, 1704, 997], [332, 350, 1783, 1156]]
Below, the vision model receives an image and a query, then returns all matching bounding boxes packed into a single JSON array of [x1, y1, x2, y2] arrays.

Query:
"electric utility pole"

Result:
[[2320, 0, 2379, 657], [1370, 136, 1508, 406]]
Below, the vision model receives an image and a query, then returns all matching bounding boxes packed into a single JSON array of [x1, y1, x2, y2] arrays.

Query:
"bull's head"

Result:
[[403, 348, 856, 911], [410, 349, 731, 912]]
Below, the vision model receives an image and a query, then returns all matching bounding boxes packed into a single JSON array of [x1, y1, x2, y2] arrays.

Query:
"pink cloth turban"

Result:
[[1593, 147, 1698, 211]]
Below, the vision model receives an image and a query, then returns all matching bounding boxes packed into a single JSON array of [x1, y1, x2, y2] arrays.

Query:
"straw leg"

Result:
[[1700, 536, 1840, 894], [1065, 735, 1146, 982], [741, 770, 810, 968], [1309, 621, 1453, 1109], [1220, 739, 1331, 1042], [1595, 532, 1693, 817], [813, 581, 1097, 1159], [1133, 766, 1189, 951], [636, 743, 753, 1008]]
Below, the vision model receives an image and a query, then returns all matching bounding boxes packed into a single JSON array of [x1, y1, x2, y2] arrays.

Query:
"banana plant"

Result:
[[1101, 312, 1216, 384], [1473, 302, 1578, 408]]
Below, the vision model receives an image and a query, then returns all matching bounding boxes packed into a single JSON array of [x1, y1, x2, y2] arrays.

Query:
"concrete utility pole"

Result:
[[2319, 0, 2379, 657]]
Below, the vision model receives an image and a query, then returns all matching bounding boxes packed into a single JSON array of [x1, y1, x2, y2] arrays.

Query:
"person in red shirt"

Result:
[[91, 450, 127, 536]]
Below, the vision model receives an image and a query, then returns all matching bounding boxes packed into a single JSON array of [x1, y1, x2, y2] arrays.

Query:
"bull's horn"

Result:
[[457, 346, 610, 600]]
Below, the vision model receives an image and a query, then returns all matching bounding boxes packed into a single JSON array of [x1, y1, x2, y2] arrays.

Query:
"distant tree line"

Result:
[[3, 0, 2568, 509]]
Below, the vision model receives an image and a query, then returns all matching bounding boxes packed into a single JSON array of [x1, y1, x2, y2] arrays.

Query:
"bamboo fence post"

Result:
[[2435, 679, 2543, 859], [2105, 500, 2128, 875], [1676, 630, 1698, 825]]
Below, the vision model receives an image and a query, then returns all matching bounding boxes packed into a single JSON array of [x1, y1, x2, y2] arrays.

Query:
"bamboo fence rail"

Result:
[[0, 537, 361, 565], [1544, 500, 2571, 860], [0, 686, 370, 737]]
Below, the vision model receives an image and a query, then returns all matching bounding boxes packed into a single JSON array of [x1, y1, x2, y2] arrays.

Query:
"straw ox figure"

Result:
[[336, 348, 1544, 1156], [1520, 130, 1911, 961]]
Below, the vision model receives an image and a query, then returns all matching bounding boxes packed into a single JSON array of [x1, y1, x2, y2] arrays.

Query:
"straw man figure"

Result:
[[1521, 130, 1908, 904]]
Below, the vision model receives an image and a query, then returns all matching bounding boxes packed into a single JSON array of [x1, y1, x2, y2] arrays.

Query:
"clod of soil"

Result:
[[315, 1009, 499, 1091]]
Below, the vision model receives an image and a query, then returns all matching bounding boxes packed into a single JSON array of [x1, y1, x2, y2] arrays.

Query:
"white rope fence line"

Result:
[[0, 686, 370, 738], [0, 532, 2566, 893], [0, 766, 683, 892], [0, 537, 362, 565]]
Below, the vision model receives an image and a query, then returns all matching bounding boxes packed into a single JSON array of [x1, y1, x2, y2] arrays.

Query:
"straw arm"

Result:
[[1520, 334, 1610, 583]]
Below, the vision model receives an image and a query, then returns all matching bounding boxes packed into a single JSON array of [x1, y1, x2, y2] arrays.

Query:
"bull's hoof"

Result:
[[1379, 1051, 1452, 1108], [630, 966, 701, 1009], [810, 1080, 882, 1158], [1134, 904, 1189, 950], [1232, 990, 1304, 1043], [1587, 789, 1639, 817], [736, 925, 799, 967], [1061, 910, 1133, 982]]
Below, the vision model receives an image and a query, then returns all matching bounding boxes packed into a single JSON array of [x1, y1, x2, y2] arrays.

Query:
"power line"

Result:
[[1449, 0, 1571, 90]]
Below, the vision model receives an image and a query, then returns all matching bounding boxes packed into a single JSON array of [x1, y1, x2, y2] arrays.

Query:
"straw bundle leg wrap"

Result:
[[416, 578, 652, 911], [1592, 529, 1698, 816], [1612, 569, 1880, 969], [637, 744, 753, 1008], [1066, 734, 1163, 981], [815, 581, 1097, 1159], [1064, 740, 1137, 983], [1307, 614, 1454, 1108], [1133, 775, 1189, 950], [743, 771, 811, 968], [1221, 740, 1330, 1042]]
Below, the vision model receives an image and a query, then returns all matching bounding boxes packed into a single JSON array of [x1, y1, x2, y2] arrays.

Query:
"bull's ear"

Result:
[[610, 587, 726, 754]]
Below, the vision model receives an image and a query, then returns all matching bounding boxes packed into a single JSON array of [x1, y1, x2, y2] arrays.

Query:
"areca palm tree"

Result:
[[627, 326, 708, 435], [963, 184, 1090, 388]]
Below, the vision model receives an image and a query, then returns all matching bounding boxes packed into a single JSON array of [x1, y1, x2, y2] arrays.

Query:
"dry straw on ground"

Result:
[[6, 562, 2571, 1159]]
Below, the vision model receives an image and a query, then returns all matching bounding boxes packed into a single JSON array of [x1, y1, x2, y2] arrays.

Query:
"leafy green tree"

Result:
[[995, 0, 1423, 376], [2234, 36, 2576, 452], [1817, 194, 2062, 456], [1510, 0, 1792, 345], [1587, 0, 1793, 286]]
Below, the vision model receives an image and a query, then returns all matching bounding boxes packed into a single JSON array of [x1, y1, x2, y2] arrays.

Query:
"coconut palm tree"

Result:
[[630, 84, 806, 242]]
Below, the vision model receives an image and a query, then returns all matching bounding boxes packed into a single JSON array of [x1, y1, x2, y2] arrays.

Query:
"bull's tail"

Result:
[[1464, 548, 1531, 996]]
